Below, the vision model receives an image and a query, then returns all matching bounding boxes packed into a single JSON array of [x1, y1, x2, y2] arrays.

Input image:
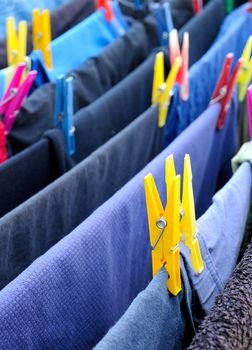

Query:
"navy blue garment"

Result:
[[164, 4, 252, 146], [0, 102, 237, 349], [8, 16, 159, 154], [95, 267, 195, 350], [0, 0, 96, 70], [0, 51, 158, 219], [8, 0, 225, 155], [0, 104, 163, 289]]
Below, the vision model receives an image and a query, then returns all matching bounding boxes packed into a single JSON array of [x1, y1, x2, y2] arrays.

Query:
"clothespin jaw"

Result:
[[152, 52, 181, 128], [169, 30, 189, 101], [210, 53, 243, 129], [96, 0, 113, 21], [144, 154, 182, 296], [32, 9, 52, 70], [0, 120, 8, 164], [181, 154, 204, 273], [226, 0, 234, 13], [237, 36, 252, 102], [192, 0, 202, 15], [247, 0, 252, 12], [54, 75, 76, 156], [247, 85, 252, 139], [7, 17, 27, 67]]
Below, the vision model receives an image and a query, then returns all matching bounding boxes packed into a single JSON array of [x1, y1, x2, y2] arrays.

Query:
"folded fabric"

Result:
[[0, 102, 237, 348], [232, 141, 252, 172], [95, 267, 196, 350], [187, 229, 252, 350], [8, 16, 159, 154], [0, 0, 95, 70], [32, 3, 128, 82], [0, 0, 69, 39], [164, 3, 252, 146], [1, 50, 158, 218], [181, 162, 252, 314]]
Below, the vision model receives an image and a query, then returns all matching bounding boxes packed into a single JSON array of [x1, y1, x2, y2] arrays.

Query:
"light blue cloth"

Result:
[[164, 3, 252, 145], [95, 266, 195, 350], [0, 0, 69, 38], [32, 3, 128, 82], [181, 162, 252, 314]]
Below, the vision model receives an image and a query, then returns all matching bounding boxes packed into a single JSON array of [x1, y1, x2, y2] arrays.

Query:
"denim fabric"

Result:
[[95, 266, 195, 350], [32, 3, 128, 82], [0, 0, 95, 69], [164, 4, 252, 146], [0, 103, 237, 349]]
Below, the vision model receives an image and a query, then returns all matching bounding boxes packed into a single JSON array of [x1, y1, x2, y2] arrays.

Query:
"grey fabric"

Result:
[[237, 100, 250, 148], [0, 106, 163, 289]]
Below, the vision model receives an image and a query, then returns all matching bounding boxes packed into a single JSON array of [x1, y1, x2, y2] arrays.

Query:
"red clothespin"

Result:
[[96, 0, 113, 21], [169, 29, 189, 100], [192, 0, 202, 14], [247, 0, 252, 12], [0, 120, 8, 164], [0, 63, 37, 134], [210, 53, 243, 129]]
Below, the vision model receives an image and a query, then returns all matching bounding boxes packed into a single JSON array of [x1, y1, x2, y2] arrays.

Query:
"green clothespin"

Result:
[[226, 0, 234, 13]]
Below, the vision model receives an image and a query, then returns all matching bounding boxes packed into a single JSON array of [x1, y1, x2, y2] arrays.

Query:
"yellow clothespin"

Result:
[[6, 17, 27, 67], [181, 154, 204, 273], [32, 9, 52, 70], [144, 154, 182, 296], [152, 52, 181, 128], [237, 36, 252, 102]]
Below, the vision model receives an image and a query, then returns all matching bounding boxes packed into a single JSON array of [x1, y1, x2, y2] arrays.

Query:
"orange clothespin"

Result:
[[192, 0, 202, 14], [96, 0, 113, 21], [169, 29, 189, 101], [210, 53, 243, 129], [144, 154, 204, 295], [6, 17, 27, 67], [32, 9, 52, 70], [152, 51, 181, 127], [144, 155, 181, 296]]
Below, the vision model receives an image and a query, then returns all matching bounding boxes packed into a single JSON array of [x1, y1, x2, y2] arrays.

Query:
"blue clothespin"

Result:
[[54, 75, 76, 156], [163, 2, 174, 34], [134, 0, 142, 10]]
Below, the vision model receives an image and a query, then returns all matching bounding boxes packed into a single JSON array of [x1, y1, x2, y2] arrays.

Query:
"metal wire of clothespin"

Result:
[[152, 51, 181, 127], [210, 53, 243, 129]]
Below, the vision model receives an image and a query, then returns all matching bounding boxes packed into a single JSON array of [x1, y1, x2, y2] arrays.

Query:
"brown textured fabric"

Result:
[[0, 0, 95, 69], [187, 241, 252, 350]]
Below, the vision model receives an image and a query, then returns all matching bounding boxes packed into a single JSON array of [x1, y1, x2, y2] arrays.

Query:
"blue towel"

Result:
[[0, 0, 69, 38], [94, 163, 251, 350], [181, 162, 252, 313], [164, 4, 252, 145], [32, 3, 128, 82], [0, 102, 237, 349]]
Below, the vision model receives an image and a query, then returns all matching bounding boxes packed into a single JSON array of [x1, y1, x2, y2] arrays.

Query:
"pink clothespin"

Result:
[[0, 63, 37, 134], [210, 53, 243, 129], [192, 0, 202, 14], [247, 85, 252, 139], [96, 0, 113, 21], [169, 29, 189, 100], [246, 0, 252, 12], [0, 120, 7, 164]]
